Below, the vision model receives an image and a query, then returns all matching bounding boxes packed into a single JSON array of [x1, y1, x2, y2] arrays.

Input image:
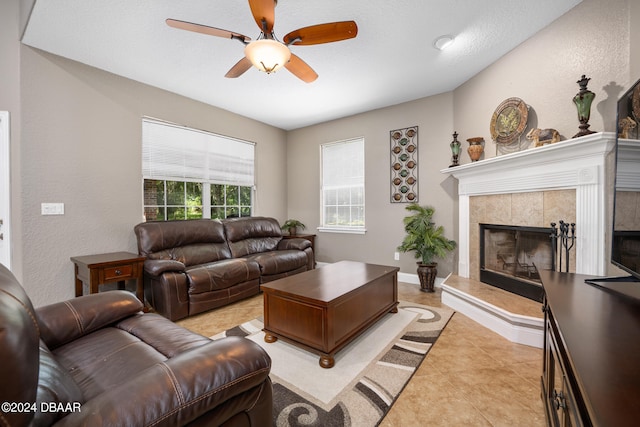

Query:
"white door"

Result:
[[0, 111, 11, 269]]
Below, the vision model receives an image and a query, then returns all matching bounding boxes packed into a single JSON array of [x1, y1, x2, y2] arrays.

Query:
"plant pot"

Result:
[[289, 227, 297, 236], [417, 262, 438, 292]]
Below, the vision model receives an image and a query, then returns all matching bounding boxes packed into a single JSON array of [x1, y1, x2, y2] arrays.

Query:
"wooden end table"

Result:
[[71, 251, 146, 305]]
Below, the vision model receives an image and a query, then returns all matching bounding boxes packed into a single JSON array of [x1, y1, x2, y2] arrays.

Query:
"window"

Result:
[[320, 137, 365, 233], [210, 184, 252, 219], [142, 118, 254, 221]]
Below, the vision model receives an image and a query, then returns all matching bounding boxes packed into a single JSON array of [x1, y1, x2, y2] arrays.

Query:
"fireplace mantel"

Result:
[[441, 132, 616, 277]]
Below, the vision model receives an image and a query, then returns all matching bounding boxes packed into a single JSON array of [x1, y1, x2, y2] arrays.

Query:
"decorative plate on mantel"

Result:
[[490, 97, 529, 145]]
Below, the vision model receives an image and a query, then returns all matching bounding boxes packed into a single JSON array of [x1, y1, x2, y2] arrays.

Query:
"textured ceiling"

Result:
[[22, 0, 582, 130]]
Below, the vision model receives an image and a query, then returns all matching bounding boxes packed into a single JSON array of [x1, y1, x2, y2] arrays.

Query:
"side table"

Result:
[[71, 251, 146, 305]]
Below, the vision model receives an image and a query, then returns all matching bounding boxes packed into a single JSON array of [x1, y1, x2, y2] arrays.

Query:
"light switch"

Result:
[[41, 203, 64, 215]]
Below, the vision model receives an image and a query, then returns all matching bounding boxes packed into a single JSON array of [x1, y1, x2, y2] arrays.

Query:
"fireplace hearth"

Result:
[[480, 224, 554, 302]]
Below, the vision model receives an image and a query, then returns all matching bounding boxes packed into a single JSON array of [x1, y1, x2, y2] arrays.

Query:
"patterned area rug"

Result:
[[211, 301, 454, 426]]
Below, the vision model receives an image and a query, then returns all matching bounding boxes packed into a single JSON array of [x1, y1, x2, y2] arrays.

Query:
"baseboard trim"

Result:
[[441, 281, 544, 348]]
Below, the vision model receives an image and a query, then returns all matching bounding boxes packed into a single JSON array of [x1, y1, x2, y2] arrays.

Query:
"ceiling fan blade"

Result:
[[225, 57, 253, 78], [248, 0, 276, 33], [166, 19, 250, 42], [283, 21, 358, 46], [285, 54, 318, 83]]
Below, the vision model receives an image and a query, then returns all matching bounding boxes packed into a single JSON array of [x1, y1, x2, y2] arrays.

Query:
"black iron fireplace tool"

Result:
[[550, 221, 576, 272]]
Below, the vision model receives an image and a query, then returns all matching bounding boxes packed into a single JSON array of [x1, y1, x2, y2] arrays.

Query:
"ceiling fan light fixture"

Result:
[[244, 39, 291, 74], [433, 35, 455, 51]]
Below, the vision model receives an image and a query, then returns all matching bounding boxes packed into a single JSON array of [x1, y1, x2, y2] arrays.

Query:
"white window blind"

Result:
[[142, 118, 254, 186]]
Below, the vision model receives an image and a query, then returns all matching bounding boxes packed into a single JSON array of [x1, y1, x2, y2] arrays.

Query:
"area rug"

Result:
[[211, 301, 454, 426]]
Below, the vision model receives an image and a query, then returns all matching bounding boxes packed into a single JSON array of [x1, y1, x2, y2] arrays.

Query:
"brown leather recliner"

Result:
[[134, 217, 313, 321], [0, 264, 272, 426]]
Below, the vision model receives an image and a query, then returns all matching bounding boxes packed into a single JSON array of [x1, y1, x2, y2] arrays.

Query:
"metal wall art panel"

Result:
[[390, 126, 418, 203]]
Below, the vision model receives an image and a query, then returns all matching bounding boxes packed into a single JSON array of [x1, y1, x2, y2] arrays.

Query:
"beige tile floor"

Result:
[[177, 279, 546, 427]]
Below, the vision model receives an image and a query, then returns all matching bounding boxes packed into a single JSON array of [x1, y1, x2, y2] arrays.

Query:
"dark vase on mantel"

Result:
[[573, 75, 597, 138]]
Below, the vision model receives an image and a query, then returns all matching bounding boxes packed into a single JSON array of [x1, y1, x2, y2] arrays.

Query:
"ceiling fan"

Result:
[[166, 0, 358, 83]]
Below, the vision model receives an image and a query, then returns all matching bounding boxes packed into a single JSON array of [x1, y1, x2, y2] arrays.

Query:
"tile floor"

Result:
[[177, 280, 546, 427]]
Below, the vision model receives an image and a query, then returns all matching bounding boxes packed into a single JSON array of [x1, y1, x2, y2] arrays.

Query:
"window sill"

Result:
[[317, 227, 366, 235]]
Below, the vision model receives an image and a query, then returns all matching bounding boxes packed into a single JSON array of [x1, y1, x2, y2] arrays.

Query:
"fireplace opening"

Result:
[[480, 224, 554, 302]]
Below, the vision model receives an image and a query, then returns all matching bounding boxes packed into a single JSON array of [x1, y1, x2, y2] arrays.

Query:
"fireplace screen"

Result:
[[480, 224, 554, 301]]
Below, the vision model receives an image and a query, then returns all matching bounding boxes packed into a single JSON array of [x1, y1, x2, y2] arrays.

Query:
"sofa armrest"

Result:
[[277, 238, 311, 251], [144, 259, 186, 276], [36, 291, 143, 350], [54, 337, 272, 427]]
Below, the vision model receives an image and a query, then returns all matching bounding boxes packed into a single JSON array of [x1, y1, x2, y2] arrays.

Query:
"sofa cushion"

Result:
[[223, 217, 283, 257], [33, 341, 85, 426], [246, 250, 308, 276], [135, 219, 231, 266], [53, 327, 169, 400], [159, 243, 232, 267], [186, 259, 261, 293]]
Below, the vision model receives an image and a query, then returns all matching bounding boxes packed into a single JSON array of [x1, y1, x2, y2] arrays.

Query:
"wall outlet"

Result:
[[41, 203, 64, 215], [394, 251, 400, 261]]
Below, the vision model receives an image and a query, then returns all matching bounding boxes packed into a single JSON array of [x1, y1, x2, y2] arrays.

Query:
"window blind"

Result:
[[322, 138, 364, 188], [142, 118, 255, 186]]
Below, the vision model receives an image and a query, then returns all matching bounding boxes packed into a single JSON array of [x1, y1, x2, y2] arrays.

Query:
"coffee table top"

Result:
[[261, 260, 399, 303]]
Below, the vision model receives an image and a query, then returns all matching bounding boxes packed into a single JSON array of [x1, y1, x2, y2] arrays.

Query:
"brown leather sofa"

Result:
[[0, 263, 272, 427], [134, 216, 313, 321]]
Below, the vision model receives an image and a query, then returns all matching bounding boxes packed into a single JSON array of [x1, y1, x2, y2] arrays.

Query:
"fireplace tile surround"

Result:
[[471, 190, 576, 282], [440, 132, 616, 347], [442, 132, 616, 279]]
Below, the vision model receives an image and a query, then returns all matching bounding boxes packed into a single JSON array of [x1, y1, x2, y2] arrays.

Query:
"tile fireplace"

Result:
[[439, 133, 616, 347], [443, 132, 616, 280], [480, 223, 552, 302]]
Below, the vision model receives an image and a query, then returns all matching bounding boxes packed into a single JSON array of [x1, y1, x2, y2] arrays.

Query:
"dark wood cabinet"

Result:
[[539, 269, 640, 427], [542, 307, 582, 426]]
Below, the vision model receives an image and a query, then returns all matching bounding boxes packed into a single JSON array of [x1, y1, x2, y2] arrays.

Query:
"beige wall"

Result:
[[453, 0, 630, 162], [16, 48, 286, 307], [286, 93, 458, 276]]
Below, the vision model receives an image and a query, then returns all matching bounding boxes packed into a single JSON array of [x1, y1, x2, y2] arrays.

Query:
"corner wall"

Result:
[[453, 0, 630, 162], [286, 93, 458, 277]]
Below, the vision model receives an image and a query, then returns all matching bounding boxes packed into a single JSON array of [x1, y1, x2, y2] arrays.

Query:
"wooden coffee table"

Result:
[[261, 261, 399, 368]]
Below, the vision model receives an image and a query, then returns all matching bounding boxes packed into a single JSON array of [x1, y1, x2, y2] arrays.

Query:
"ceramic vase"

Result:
[[467, 137, 485, 162]]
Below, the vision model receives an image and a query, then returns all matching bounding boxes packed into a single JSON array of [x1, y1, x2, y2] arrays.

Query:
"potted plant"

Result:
[[281, 219, 306, 236], [397, 204, 457, 292]]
